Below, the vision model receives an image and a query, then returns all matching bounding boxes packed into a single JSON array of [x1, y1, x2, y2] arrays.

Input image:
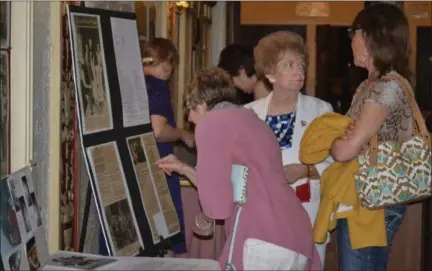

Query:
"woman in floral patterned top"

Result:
[[330, 3, 414, 270]]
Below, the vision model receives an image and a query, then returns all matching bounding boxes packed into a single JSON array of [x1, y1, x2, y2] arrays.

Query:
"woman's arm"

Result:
[[284, 164, 320, 184], [156, 154, 197, 186], [331, 102, 389, 162], [151, 115, 187, 142], [179, 163, 197, 187], [148, 80, 195, 147], [331, 78, 405, 162], [195, 112, 235, 220]]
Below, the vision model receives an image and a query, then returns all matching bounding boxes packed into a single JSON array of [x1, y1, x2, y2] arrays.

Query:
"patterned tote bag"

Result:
[[355, 74, 432, 209]]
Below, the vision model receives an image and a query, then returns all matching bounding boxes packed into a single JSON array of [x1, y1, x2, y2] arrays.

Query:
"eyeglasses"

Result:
[[347, 28, 354, 39], [348, 28, 360, 39]]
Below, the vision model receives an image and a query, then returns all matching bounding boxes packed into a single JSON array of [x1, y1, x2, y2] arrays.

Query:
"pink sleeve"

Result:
[[195, 113, 235, 220]]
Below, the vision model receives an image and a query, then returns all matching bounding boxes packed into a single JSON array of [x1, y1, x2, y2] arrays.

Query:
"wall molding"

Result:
[[176, 13, 187, 129], [48, 1, 62, 254], [10, 1, 34, 171], [210, 1, 226, 66], [155, 2, 168, 38]]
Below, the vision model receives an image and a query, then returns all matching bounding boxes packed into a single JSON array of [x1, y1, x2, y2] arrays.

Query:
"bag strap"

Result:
[[225, 205, 243, 271], [369, 74, 431, 165]]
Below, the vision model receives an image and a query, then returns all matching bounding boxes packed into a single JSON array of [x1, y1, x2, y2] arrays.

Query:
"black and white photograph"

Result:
[[30, 193, 42, 227], [8, 179, 21, 213], [0, 50, 9, 177], [21, 176, 32, 206], [0, 1, 10, 48], [128, 137, 146, 165], [0, 178, 22, 248], [105, 199, 139, 252], [48, 254, 116, 269], [19, 197, 31, 233], [70, 13, 113, 134], [8, 250, 21, 271], [26, 237, 41, 271]]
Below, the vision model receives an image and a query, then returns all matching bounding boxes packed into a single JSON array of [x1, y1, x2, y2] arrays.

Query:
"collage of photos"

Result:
[[1, 168, 45, 271], [70, 13, 113, 135], [86, 142, 142, 256]]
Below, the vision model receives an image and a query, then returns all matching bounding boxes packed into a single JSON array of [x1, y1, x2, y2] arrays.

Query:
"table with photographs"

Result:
[[0, 168, 219, 271]]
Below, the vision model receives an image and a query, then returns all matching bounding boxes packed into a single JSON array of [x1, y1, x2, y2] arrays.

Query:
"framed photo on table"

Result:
[[0, 1, 11, 49]]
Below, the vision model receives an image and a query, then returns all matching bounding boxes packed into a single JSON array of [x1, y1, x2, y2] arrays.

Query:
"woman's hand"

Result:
[[343, 120, 356, 139], [156, 154, 185, 176], [181, 130, 195, 148], [284, 164, 308, 184], [343, 119, 370, 152]]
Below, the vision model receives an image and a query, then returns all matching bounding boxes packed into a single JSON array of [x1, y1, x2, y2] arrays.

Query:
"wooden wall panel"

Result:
[[240, 1, 364, 26]]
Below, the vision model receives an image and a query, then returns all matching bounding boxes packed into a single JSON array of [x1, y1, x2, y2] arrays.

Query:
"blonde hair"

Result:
[[140, 38, 179, 68], [254, 31, 308, 77], [184, 67, 237, 114]]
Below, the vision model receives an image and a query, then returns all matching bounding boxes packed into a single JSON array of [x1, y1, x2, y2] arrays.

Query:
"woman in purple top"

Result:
[[141, 38, 195, 255], [157, 67, 320, 270]]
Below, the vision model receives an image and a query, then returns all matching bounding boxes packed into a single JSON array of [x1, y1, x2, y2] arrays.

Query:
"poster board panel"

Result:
[[67, 6, 181, 256]]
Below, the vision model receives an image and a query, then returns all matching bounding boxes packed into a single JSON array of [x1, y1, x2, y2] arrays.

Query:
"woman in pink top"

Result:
[[157, 67, 320, 270]]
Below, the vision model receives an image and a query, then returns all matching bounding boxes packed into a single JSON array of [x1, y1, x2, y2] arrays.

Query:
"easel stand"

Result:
[[79, 183, 171, 257]]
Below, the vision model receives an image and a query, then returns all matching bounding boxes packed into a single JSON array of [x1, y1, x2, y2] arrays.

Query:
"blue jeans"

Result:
[[337, 205, 406, 271]]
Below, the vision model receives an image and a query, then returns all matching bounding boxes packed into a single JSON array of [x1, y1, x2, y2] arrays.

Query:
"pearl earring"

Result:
[[269, 78, 276, 83]]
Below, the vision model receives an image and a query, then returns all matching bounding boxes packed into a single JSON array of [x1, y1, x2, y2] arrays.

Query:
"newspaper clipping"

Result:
[[126, 133, 180, 243], [70, 13, 113, 134], [141, 133, 181, 237], [87, 142, 141, 256], [110, 17, 150, 127], [126, 136, 160, 243]]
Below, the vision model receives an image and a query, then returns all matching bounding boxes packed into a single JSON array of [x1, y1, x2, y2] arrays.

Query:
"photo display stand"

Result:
[[67, 5, 182, 257]]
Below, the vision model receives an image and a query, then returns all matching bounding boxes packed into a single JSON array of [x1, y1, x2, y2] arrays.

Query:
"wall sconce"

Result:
[[170, 1, 190, 14]]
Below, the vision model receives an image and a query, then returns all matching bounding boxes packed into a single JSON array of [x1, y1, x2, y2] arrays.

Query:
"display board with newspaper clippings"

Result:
[[67, 6, 181, 256]]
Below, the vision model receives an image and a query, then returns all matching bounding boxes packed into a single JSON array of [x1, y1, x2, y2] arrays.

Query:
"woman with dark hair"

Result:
[[218, 44, 270, 103], [330, 3, 419, 270]]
